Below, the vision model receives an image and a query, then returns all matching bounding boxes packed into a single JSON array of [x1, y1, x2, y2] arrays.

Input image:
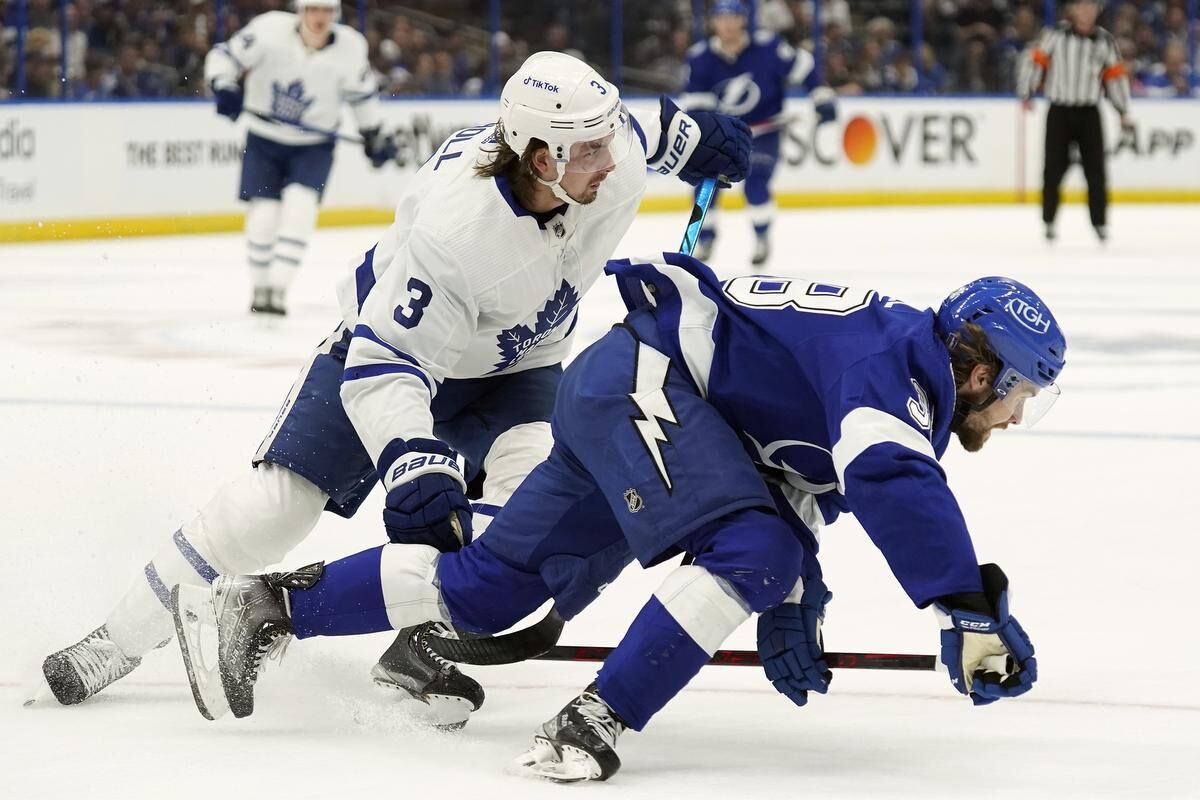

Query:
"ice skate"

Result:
[[173, 562, 322, 720], [267, 288, 288, 316], [693, 237, 714, 262], [32, 626, 142, 706], [511, 683, 627, 783], [250, 286, 272, 314], [371, 621, 485, 730], [1044, 223, 1056, 242], [1094, 225, 1108, 243], [751, 233, 770, 265]]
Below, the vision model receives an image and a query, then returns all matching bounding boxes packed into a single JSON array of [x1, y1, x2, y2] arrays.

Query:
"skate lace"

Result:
[[419, 626, 458, 674], [575, 691, 625, 748], [68, 631, 135, 695], [252, 628, 292, 677]]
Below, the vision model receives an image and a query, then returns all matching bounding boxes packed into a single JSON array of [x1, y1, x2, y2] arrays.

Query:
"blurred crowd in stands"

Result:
[[2, 0, 1196, 101]]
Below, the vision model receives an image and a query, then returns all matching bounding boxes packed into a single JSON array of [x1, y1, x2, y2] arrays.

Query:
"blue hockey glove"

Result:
[[933, 563, 1037, 706], [212, 84, 243, 121], [647, 96, 751, 187], [361, 127, 398, 169], [810, 86, 837, 126], [757, 575, 833, 707], [380, 438, 472, 552]]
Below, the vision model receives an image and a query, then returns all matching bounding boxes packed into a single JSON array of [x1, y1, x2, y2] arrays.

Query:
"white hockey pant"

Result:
[[105, 463, 327, 656]]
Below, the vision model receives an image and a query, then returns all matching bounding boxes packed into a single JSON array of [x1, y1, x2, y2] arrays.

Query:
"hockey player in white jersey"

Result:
[[205, 0, 398, 315], [36, 51, 751, 726]]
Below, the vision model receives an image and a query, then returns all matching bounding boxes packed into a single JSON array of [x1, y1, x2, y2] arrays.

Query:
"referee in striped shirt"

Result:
[[1018, 0, 1132, 242]]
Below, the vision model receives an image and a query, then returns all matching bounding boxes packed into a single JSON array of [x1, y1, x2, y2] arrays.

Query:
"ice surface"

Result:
[[3, 205, 1198, 798]]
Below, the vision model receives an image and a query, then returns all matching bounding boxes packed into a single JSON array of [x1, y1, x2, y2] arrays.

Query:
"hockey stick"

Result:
[[428, 610, 566, 666], [535, 645, 936, 671], [244, 107, 366, 145], [679, 176, 718, 256]]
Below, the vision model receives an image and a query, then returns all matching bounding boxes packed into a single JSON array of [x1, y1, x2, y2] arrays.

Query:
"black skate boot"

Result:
[[512, 683, 628, 782], [173, 563, 322, 720], [250, 287, 272, 314], [371, 622, 485, 730], [267, 288, 288, 316], [751, 233, 770, 265], [36, 626, 141, 706]]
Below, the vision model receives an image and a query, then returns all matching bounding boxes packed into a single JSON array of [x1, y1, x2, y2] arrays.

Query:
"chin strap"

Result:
[[950, 392, 1000, 433], [535, 161, 582, 207]]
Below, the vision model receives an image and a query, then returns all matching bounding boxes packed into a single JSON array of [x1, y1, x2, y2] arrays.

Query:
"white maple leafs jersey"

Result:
[[204, 11, 381, 145], [336, 122, 649, 467]]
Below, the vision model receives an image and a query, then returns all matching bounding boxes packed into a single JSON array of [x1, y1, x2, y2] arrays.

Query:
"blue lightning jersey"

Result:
[[682, 31, 817, 125], [606, 253, 984, 607]]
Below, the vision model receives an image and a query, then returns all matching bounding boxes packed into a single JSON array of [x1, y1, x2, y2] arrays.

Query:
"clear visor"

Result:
[[994, 368, 1060, 428], [556, 106, 637, 174]]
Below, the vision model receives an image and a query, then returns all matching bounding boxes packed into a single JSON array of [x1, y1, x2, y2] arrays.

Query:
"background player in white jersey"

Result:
[[681, 0, 836, 265], [205, 0, 398, 315], [36, 51, 751, 727]]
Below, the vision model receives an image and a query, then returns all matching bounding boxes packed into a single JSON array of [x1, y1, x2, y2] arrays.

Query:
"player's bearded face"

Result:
[[956, 384, 1034, 452]]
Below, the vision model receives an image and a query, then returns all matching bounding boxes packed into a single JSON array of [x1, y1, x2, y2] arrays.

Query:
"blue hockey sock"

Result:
[[595, 597, 711, 731], [288, 546, 392, 638]]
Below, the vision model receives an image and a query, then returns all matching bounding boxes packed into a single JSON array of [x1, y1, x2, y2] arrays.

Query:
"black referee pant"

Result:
[[1043, 104, 1108, 228]]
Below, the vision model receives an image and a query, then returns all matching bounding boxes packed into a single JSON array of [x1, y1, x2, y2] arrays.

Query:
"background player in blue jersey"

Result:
[[680, 0, 836, 265], [176, 258, 1064, 783]]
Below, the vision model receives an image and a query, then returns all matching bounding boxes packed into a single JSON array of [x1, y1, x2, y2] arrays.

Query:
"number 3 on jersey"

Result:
[[723, 277, 875, 316], [394, 278, 433, 329]]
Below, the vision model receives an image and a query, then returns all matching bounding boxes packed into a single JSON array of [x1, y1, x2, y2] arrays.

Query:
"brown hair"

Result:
[[473, 120, 548, 208], [948, 321, 1003, 389]]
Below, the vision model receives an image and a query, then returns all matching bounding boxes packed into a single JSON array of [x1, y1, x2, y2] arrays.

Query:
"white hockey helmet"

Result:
[[295, 0, 340, 19], [500, 51, 637, 203]]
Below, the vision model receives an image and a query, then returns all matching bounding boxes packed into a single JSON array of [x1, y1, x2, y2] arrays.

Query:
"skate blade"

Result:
[[508, 737, 601, 783], [171, 584, 230, 721], [370, 670, 473, 730], [22, 671, 56, 707]]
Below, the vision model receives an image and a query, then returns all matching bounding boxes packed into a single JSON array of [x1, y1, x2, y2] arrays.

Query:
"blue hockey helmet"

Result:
[[937, 276, 1067, 426]]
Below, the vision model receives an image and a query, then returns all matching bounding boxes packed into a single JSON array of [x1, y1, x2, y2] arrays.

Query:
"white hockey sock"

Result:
[[472, 422, 553, 537], [105, 464, 328, 656], [269, 183, 319, 292], [245, 198, 280, 291]]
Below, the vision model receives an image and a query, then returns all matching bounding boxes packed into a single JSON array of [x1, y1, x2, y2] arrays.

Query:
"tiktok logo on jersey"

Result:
[[271, 80, 314, 124], [716, 73, 762, 118], [493, 280, 580, 372]]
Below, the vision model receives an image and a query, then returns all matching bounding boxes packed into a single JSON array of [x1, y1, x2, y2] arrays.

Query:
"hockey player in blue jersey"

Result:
[[175, 257, 1063, 782], [681, 0, 836, 265]]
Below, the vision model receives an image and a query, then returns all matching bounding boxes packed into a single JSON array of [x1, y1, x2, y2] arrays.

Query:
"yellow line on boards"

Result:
[[2, 192, 1197, 243]]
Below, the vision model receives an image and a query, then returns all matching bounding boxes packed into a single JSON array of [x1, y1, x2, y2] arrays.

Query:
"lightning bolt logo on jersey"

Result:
[[683, 32, 815, 124], [629, 342, 679, 491]]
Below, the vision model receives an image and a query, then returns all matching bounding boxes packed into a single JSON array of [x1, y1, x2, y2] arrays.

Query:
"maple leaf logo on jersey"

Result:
[[271, 80, 314, 124], [493, 280, 580, 372]]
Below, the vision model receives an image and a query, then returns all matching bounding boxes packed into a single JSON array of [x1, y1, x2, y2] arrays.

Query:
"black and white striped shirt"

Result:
[[1018, 22, 1131, 114]]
